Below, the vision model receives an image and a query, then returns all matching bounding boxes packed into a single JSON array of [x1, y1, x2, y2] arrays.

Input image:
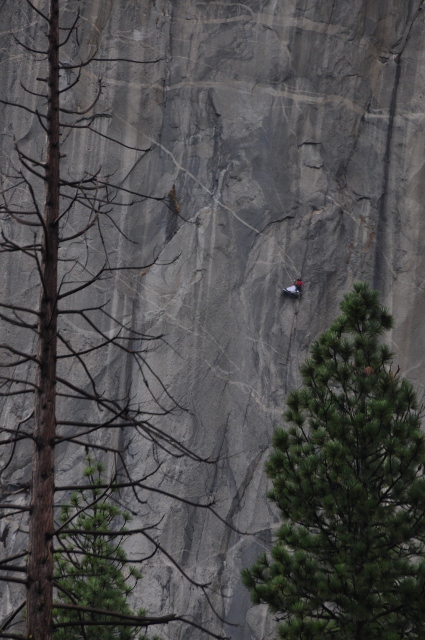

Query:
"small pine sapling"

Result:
[[53, 458, 152, 640]]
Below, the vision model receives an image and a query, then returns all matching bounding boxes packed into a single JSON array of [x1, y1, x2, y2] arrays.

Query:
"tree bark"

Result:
[[26, 1, 60, 638]]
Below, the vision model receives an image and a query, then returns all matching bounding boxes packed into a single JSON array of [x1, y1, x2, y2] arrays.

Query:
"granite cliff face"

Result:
[[1, 1, 425, 638]]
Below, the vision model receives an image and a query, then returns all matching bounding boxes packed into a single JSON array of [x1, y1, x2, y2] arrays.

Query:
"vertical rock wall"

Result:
[[1, 1, 425, 638]]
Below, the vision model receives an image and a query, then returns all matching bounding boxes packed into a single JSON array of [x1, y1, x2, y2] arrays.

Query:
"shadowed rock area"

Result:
[[1, 1, 425, 638]]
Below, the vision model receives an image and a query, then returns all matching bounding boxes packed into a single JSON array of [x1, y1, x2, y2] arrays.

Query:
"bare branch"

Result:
[[0, 231, 41, 260], [0, 565, 27, 573], [0, 345, 39, 365], [35, 107, 49, 133], [24, 0, 50, 22], [17, 156, 47, 182], [15, 146, 46, 169], [58, 180, 100, 242], [53, 546, 157, 564], [55, 526, 211, 589], [12, 35, 47, 56], [58, 213, 99, 242], [59, 49, 98, 70], [0, 375, 39, 392], [92, 57, 164, 64], [0, 311, 37, 330], [55, 479, 213, 509], [0, 426, 34, 441], [19, 171, 49, 234], [87, 126, 153, 152], [19, 81, 47, 99], [59, 79, 102, 115], [53, 580, 89, 640], [59, 170, 101, 188], [0, 505, 30, 513], [1, 214, 41, 228], [0, 302, 39, 316], [0, 576, 27, 585], [52, 603, 176, 626], [51, 437, 126, 456], [51, 605, 228, 639], [0, 553, 28, 568], [58, 67, 82, 94], [0, 99, 46, 120], [97, 179, 166, 202], [59, 12, 80, 47], [0, 601, 25, 634], [57, 263, 106, 299], [0, 436, 32, 445]]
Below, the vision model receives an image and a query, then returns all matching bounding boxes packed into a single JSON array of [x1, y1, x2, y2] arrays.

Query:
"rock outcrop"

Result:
[[1, 1, 425, 638]]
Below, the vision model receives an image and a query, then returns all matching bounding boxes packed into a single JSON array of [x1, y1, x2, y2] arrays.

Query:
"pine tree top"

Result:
[[53, 458, 148, 640], [243, 282, 425, 640]]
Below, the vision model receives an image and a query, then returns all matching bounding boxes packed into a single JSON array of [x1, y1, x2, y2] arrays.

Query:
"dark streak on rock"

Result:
[[372, 57, 401, 292], [165, 184, 180, 243], [373, 0, 425, 292], [0, 524, 10, 547]]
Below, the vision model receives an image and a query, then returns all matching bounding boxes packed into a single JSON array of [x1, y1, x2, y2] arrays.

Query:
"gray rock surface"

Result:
[[2, 0, 425, 638]]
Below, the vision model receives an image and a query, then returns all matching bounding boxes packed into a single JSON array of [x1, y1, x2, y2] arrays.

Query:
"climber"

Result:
[[282, 277, 304, 298], [294, 277, 304, 292]]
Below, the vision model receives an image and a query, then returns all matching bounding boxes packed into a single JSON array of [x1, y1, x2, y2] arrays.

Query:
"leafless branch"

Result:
[[0, 303, 39, 316], [59, 12, 80, 47], [53, 545, 157, 564], [0, 553, 28, 568], [53, 580, 89, 640], [58, 67, 82, 93], [57, 263, 106, 299], [52, 603, 176, 625], [0, 345, 39, 365], [0, 310, 37, 330], [0, 505, 30, 513], [12, 35, 47, 57], [92, 57, 164, 64], [87, 126, 153, 152], [59, 80, 102, 116], [0, 100, 46, 120], [59, 49, 98, 70], [24, 0, 50, 22], [0, 601, 25, 634], [0, 576, 27, 585], [52, 605, 229, 639], [0, 565, 27, 573], [19, 81, 47, 99]]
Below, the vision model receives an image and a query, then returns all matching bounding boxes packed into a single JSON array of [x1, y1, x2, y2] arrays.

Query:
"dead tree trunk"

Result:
[[0, 2, 229, 638], [26, 2, 60, 638]]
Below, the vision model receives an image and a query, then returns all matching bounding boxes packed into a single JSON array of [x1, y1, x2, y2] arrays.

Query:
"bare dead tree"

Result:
[[0, 2, 232, 639]]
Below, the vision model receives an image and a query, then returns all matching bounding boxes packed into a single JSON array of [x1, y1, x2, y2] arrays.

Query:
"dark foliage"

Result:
[[243, 282, 425, 640]]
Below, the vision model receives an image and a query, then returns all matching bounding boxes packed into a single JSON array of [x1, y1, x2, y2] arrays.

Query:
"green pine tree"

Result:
[[242, 282, 425, 640], [53, 458, 150, 640]]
